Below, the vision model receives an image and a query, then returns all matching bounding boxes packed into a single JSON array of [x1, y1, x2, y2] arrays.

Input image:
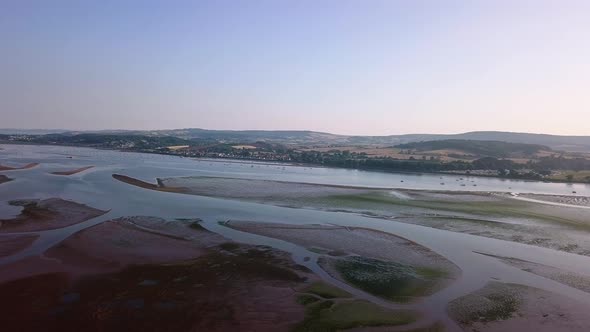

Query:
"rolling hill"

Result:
[[395, 139, 551, 158], [2, 129, 590, 152]]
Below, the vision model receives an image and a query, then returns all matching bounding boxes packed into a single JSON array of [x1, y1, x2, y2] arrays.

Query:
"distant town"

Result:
[[2, 131, 590, 184]]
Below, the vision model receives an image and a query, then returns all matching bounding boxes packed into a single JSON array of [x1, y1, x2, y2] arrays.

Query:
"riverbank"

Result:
[[3, 141, 590, 185]]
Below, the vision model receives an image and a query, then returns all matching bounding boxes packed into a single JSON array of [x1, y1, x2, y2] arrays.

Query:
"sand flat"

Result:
[[448, 282, 590, 332], [0, 234, 38, 257], [50, 165, 94, 175], [0, 198, 107, 233], [0, 162, 39, 171]]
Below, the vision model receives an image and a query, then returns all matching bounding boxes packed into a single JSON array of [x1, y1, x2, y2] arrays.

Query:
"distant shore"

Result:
[[2, 141, 590, 185]]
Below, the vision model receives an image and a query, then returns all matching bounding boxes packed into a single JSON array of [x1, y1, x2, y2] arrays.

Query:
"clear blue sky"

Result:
[[2, 0, 589, 135]]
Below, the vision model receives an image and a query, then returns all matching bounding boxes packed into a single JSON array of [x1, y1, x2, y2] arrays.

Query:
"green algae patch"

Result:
[[448, 282, 523, 326], [332, 256, 447, 303], [305, 282, 351, 299], [297, 294, 321, 306], [293, 299, 417, 332]]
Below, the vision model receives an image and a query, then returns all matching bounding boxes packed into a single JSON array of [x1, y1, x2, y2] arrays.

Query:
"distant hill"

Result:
[[395, 139, 551, 158], [0, 129, 69, 135], [142, 129, 590, 152], [3, 128, 590, 152]]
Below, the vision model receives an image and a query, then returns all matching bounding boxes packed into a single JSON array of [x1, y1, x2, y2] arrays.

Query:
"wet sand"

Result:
[[0, 234, 38, 257], [0, 162, 39, 171], [51, 166, 94, 175], [1, 247, 314, 332], [448, 282, 590, 332], [0, 198, 107, 233], [0, 216, 420, 332], [226, 221, 460, 302], [112, 174, 187, 192], [161, 176, 384, 199], [45, 217, 220, 274], [519, 193, 590, 207], [0, 216, 222, 283], [478, 253, 590, 294], [151, 176, 590, 256]]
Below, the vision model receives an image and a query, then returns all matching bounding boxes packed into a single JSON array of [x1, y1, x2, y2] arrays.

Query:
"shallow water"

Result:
[[2, 144, 590, 196], [2, 144, 590, 331]]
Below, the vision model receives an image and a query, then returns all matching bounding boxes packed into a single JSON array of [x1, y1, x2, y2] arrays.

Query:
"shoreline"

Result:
[[2, 141, 590, 185]]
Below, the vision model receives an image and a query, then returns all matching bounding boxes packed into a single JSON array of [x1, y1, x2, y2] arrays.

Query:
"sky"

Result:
[[1, 0, 590, 136]]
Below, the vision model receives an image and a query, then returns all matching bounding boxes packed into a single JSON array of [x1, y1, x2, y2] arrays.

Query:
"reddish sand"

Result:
[[0, 217, 314, 332], [0, 198, 107, 233], [0, 234, 38, 257], [0, 162, 39, 171], [51, 166, 94, 176], [46, 217, 220, 271]]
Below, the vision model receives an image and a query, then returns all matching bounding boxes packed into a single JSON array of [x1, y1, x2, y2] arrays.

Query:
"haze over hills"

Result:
[[2, 128, 590, 152]]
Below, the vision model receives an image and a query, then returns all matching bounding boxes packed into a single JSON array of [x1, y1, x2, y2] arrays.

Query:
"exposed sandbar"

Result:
[[226, 221, 459, 302], [0, 198, 107, 233], [0, 162, 39, 171], [112, 174, 187, 193], [51, 165, 94, 175], [518, 193, 590, 207], [46, 216, 223, 272], [477, 252, 590, 294]]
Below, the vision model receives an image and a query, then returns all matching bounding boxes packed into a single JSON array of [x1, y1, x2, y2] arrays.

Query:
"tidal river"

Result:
[[2, 144, 590, 331]]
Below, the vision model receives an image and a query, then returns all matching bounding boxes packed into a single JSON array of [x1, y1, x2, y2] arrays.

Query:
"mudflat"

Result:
[[448, 282, 590, 332], [227, 221, 460, 303], [0, 216, 420, 332], [0, 198, 107, 233]]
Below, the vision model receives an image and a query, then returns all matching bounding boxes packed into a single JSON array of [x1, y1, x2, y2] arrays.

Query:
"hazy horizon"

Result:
[[3, 1, 590, 135], [4, 126, 590, 139]]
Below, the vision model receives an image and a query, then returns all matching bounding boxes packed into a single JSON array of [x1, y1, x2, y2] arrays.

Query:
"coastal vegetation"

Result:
[[4, 133, 590, 183], [448, 282, 524, 326], [304, 282, 352, 299], [293, 299, 417, 332], [396, 139, 549, 158], [328, 256, 447, 303]]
